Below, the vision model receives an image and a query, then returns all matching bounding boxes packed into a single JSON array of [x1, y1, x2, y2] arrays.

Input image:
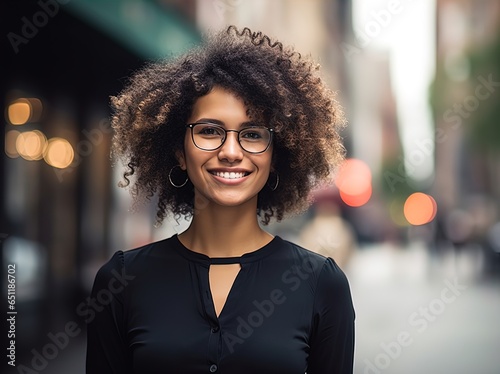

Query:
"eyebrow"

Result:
[[193, 118, 258, 128]]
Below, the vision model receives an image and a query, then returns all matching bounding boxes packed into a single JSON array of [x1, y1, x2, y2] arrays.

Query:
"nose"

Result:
[[218, 131, 243, 163]]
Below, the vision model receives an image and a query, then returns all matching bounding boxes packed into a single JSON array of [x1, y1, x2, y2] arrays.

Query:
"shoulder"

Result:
[[273, 238, 348, 295], [93, 235, 177, 284], [315, 257, 352, 302], [275, 236, 333, 279], [278, 238, 353, 310], [281, 237, 348, 274], [120, 235, 175, 263]]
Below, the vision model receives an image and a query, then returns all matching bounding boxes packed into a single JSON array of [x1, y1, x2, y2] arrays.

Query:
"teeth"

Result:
[[213, 171, 246, 179]]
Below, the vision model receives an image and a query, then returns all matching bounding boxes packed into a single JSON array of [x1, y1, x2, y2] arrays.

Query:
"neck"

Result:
[[178, 198, 272, 258]]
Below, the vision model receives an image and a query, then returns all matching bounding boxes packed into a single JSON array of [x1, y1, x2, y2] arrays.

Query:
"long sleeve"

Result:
[[86, 251, 133, 374], [307, 258, 355, 374]]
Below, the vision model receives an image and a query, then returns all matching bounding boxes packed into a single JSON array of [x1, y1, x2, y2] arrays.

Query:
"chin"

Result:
[[208, 192, 258, 209]]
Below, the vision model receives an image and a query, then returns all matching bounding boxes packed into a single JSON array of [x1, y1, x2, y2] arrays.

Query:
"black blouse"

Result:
[[86, 235, 355, 373]]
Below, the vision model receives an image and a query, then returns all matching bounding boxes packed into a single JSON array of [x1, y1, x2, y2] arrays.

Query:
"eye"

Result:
[[195, 124, 224, 137], [241, 128, 266, 140]]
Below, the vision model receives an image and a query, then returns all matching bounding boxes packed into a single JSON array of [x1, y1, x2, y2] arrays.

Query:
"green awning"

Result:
[[65, 0, 201, 59]]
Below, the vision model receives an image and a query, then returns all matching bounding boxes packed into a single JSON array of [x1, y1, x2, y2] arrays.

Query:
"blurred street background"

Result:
[[1, 0, 500, 373]]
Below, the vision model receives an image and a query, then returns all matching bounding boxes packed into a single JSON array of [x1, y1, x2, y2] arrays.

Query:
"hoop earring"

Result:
[[168, 165, 188, 188], [268, 172, 279, 191]]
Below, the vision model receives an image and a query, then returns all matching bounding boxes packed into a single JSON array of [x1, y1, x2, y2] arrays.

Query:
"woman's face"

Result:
[[178, 86, 273, 210]]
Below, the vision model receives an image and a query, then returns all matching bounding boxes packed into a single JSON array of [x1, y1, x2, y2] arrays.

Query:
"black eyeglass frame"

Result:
[[185, 122, 274, 154]]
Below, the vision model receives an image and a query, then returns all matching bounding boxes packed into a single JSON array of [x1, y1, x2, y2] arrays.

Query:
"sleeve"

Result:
[[85, 251, 133, 374], [307, 257, 355, 374]]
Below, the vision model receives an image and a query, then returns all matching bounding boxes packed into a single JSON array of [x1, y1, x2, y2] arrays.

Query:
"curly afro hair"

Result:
[[111, 26, 346, 225]]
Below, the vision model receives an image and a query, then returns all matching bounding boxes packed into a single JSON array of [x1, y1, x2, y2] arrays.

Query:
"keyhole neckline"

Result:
[[172, 234, 280, 265]]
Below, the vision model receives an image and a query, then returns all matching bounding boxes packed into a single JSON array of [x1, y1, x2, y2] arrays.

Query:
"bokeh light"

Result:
[[6, 98, 43, 125], [340, 184, 372, 207], [5, 130, 21, 158], [44, 137, 74, 169], [404, 192, 437, 225], [389, 199, 409, 227], [15, 130, 47, 161], [8, 99, 31, 125], [335, 158, 372, 207]]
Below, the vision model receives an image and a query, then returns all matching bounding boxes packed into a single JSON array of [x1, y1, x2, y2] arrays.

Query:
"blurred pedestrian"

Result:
[[86, 26, 354, 374], [299, 189, 356, 270]]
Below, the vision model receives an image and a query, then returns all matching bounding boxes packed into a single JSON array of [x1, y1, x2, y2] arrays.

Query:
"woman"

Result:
[[86, 26, 355, 373]]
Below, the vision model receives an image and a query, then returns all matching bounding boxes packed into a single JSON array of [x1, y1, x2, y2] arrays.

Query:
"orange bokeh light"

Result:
[[404, 192, 437, 225], [5, 130, 21, 158], [335, 158, 372, 195], [335, 158, 372, 207], [16, 130, 47, 160], [44, 137, 74, 169], [8, 99, 31, 125], [339, 184, 372, 207]]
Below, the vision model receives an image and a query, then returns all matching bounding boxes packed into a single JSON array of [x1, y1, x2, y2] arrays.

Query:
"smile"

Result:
[[210, 171, 250, 179]]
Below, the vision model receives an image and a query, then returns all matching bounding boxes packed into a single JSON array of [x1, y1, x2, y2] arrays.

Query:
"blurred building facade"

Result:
[[195, 0, 351, 97], [432, 0, 500, 266], [434, 0, 500, 209], [347, 48, 403, 242], [1, 0, 199, 367]]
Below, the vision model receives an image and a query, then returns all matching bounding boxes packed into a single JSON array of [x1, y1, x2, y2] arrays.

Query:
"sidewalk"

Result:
[[347, 242, 500, 374]]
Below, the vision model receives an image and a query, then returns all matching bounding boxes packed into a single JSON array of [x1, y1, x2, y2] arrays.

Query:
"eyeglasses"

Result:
[[186, 122, 273, 154]]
